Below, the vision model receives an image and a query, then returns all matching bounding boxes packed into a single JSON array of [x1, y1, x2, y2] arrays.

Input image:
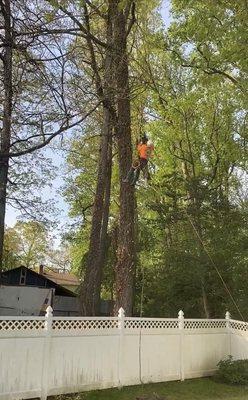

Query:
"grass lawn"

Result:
[[58, 378, 248, 400]]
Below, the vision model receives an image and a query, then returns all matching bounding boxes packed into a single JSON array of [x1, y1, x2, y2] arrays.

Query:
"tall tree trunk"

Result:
[[80, 116, 112, 315], [0, 0, 13, 278], [113, 2, 136, 316], [99, 133, 112, 271], [80, 4, 114, 315]]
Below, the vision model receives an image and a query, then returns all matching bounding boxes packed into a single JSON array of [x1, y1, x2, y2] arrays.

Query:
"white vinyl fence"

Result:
[[0, 307, 248, 400]]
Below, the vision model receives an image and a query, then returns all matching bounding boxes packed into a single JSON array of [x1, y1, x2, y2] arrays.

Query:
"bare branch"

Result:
[[2, 102, 101, 158], [126, 1, 136, 38], [170, 47, 239, 85], [45, 0, 108, 49], [85, 0, 107, 20]]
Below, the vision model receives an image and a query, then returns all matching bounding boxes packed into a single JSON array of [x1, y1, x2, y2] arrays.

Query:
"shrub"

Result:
[[216, 356, 248, 385]]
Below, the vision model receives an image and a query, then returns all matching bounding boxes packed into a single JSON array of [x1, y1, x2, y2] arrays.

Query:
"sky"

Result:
[[5, 0, 172, 244], [161, 0, 171, 26], [5, 146, 70, 245]]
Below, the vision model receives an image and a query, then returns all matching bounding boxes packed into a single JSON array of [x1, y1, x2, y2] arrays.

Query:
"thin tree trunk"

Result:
[[182, 116, 211, 317], [0, 0, 13, 278], [95, 133, 113, 311], [192, 209, 211, 318], [181, 158, 211, 318], [80, 4, 114, 315], [113, 2, 136, 316], [201, 282, 210, 318], [192, 207, 211, 318], [99, 133, 112, 272]]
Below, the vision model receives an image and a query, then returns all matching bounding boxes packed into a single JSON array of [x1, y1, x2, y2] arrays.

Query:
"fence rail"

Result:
[[0, 307, 248, 400]]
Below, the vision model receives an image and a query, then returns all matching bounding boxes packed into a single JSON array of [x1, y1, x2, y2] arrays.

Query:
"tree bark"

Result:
[[80, 3, 114, 315], [112, 1, 136, 316], [80, 110, 113, 315], [0, 0, 13, 278]]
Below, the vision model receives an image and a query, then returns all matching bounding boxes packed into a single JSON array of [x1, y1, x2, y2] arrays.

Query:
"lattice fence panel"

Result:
[[230, 321, 248, 332], [52, 318, 118, 331], [125, 319, 178, 329], [184, 320, 226, 329], [0, 319, 45, 331]]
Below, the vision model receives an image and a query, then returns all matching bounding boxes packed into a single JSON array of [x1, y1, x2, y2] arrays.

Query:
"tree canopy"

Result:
[[1, 0, 247, 318]]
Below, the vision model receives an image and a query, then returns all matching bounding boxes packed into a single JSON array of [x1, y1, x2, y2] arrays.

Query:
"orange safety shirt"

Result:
[[137, 143, 149, 159]]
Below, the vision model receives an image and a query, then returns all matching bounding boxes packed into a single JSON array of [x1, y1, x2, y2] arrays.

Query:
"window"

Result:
[[19, 268, 27, 285]]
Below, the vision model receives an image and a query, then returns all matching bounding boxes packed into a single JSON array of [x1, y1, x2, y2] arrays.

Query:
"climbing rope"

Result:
[[184, 209, 245, 321], [139, 181, 244, 321]]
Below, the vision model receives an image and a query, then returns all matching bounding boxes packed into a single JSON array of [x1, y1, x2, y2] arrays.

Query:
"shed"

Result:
[[0, 266, 80, 316]]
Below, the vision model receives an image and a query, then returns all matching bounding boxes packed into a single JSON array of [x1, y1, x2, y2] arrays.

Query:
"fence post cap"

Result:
[[225, 311, 231, 319], [118, 307, 125, 318], [45, 306, 53, 317], [178, 310, 184, 318]]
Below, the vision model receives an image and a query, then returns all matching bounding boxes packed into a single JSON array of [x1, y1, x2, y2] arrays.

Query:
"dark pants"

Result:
[[126, 158, 148, 186]]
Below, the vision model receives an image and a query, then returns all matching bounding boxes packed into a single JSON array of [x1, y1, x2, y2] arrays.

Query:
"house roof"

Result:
[[1, 266, 77, 297], [41, 270, 80, 287]]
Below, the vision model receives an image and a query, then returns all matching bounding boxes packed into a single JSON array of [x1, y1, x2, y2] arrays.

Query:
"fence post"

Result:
[[118, 307, 125, 388], [41, 306, 53, 400], [225, 311, 230, 329], [225, 311, 231, 356], [178, 310, 185, 381]]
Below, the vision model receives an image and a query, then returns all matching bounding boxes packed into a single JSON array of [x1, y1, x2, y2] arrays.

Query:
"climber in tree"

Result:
[[124, 134, 154, 186]]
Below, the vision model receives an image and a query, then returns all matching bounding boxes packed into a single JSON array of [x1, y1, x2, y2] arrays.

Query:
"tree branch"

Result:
[[82, 2, 118, 125], [85, 0, 107, 20], [125, 1, 136, 38], [46, 0, 108, 49], [171, 47, 238, 85], [2, 102, 101, 158]]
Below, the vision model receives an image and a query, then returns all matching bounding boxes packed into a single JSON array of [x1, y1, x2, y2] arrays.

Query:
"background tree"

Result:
[[0, 0, 99, 275], [3, 226, 20, 269], [2, 0, 247, 320], [64, 0, 247, 318], [130, 2, 248, 318], [3, 221, 51, 268], [62, 0, 161, 315]]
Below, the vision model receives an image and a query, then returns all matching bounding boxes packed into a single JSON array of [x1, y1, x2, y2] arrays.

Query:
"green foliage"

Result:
[[131, 0, 248, 319], [3, 221, 50, 269], [3, 227, 21, 270], [216, 356, 248, 385], [61, 0, 248, 318]]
